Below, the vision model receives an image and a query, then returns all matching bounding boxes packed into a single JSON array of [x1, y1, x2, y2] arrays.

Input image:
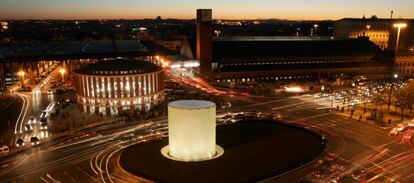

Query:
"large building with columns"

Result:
[[73, 59, 165, 116], [334, 18, 414, 51]]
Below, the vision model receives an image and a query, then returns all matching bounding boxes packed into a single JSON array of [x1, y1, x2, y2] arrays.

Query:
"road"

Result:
[[1, 62, 413, 182], [1, 93, 413, 182]]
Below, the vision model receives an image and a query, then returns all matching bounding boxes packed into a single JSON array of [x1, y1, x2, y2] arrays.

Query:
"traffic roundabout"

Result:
[[118, 119, 327, 183]]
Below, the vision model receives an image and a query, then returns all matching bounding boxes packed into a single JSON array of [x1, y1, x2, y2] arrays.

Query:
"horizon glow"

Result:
[[1, 0, 414, 20]]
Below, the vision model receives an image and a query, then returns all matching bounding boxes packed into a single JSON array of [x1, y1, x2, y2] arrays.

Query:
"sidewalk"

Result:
[[333, 103, 413, 128]]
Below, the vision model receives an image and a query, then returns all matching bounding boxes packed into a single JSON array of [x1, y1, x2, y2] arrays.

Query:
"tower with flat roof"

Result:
[[196, 9, 213, 78]]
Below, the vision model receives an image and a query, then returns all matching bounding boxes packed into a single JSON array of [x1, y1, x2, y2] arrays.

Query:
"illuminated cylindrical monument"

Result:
[[161, 100, 223, 162]]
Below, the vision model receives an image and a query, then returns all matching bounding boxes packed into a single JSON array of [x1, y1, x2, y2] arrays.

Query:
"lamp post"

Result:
[[59, 68, 66, 83], [393, 23, 407, 58], [313, 24, 318, 37], [214, 30, 221, 37], [17, 70, 25, 88], [391, 23, 406, 108], [365, 25, 371, 37]]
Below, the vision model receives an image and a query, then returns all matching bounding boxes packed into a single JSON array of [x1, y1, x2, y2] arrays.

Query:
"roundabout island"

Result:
[[119, 118, 327, 183]]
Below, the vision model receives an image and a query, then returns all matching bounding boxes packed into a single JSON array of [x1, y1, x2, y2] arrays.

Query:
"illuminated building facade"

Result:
[[74, 59, 164, 116], [334, 18, 414, 51], [395, 53, 414, 77]]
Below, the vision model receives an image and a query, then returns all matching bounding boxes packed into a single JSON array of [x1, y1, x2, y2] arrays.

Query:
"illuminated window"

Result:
[[132, 77, 136, 97], [101, 78, 105, 98], [95, 77, 100, 98], [143, 75, 147, 95], [107, 78, 111, 98], [114, 79, 118, 98], [120, 77, 124, 98], [126, 77, 130, 97], [82, 76, 86, 96], [90, 77, 95, 97]]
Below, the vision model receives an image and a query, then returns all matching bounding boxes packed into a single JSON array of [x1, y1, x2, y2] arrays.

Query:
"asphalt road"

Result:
[[0, 64, 414, 182], [1, 91, 413, 182]]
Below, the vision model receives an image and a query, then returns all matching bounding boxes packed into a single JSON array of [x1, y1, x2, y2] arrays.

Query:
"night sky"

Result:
[[1, 0, 413, 20]]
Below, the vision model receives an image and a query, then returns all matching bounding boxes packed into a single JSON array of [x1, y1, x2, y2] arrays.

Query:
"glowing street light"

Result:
[[313, 24, 318, 37], [59, 68, 66, 82], [393, 23, 407, 58], [214, 30, 221, 37], [17, 70, 26, 88]]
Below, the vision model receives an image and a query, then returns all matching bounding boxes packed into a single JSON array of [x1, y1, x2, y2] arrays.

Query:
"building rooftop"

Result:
[[212, 37, 379, 59], [74, 59, 161, 76], [213, 36, 344, 42], [337, 18, 414, 23], [0, 40, 176, 62]]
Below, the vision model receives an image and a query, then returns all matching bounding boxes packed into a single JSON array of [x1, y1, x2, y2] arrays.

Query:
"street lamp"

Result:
[[393, 23, 407, 58], [214, 30, 221, 37], [365, 25, 371, 37], [313, 24, 318, 37], [59, 68, 66, 83], [17, 70, 26, 88]]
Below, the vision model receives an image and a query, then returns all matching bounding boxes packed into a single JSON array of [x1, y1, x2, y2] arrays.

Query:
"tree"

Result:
[[372, 91, 384, 112], [405, 81, 414, 113], [383, 84, 395, 111], [395, 86, 409, 121]]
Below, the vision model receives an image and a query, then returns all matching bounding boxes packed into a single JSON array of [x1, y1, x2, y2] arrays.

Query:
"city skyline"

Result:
[[1, 0, 414, 20]]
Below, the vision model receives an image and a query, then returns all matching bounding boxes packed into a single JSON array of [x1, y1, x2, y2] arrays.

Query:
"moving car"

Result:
[[389, 125, 409, 136], [24, 124, 33, 133], [47, 89, 55, 95], [16, 138, 25, 147], [28, 116, 36, 124], [40, 121, 48, 130], [30, 137, 39, 145], [402, 130, 413, 145]]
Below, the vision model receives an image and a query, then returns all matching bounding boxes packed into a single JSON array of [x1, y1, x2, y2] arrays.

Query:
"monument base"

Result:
[[161, 145, 224, 162]]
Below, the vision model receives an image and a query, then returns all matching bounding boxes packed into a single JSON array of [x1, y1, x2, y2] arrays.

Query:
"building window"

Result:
[[114, 79, 118, 98], [101, 78, 105, 98]]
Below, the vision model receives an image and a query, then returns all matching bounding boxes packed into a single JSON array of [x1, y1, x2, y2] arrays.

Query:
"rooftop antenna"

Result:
[[391, 11, 394, 19]]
